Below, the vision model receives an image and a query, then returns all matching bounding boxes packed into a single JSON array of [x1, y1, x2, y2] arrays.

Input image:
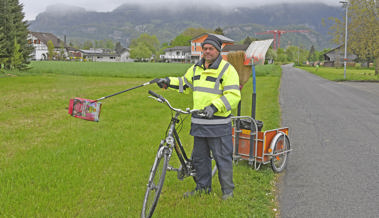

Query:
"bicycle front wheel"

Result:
[[141, 146, 169, 218]]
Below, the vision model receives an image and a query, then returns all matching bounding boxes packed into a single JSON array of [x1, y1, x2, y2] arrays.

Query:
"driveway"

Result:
[[278, 64, 379, 217]]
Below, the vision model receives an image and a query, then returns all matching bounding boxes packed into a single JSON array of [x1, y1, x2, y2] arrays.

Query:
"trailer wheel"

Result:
[[270, 134, 290, 173]]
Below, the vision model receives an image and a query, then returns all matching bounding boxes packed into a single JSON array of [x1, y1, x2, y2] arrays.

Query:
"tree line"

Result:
[[128, 27, 328, 65], [0, 0, 377, 73]]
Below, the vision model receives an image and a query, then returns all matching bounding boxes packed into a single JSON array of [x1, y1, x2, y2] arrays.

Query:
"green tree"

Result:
[[298, 46, 309, 65], [0, 26, 6, 69], [170, 35, 192, 47], [130, 42, 152, 61], [105, 39, 115, 50], [69, 40, 80, 49], [214, 27, 224, 35], [159, 42, 170, 54], [286, 46, 300, 63], [115, 41, 123, 54], [182, 27, 213, 38], [329, 0, 378, 74], [10, 38, 23, 69], [0, 0, 33, 70], [265, 48, 277, 63], [276, 48, 288, 62], [168, 27, 214, 48], [83, 40, 93, 50], [243, 36, 252, 45], [308, 45, 318, 62], [58, 41, 65, 60], [47, 40, 55, 60], [130, 33, 159, 61], [95, 40, 105, 48]]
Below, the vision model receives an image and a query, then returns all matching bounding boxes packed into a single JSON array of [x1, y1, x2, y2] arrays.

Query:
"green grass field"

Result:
[[0, 61, 282, 217], [298, 65, 378, 81], [14, 61, 192, 78]]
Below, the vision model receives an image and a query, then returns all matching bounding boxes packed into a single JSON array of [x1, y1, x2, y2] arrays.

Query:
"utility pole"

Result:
[[298, 46, 300, 65], [340, 0, 349, 79]]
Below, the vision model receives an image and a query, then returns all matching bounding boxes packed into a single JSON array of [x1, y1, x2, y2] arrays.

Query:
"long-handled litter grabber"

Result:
[[68, 78, 160, 122], [95, 78, 160, 101]]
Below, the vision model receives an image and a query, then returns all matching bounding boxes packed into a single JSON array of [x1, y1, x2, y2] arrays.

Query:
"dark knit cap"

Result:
[[201, 35, 222, 52]]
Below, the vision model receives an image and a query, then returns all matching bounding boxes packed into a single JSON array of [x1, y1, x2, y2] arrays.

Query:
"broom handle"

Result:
[[252, 65, 256, 93], [96, 78, 159, 101], [252, 93, 256, 119], [251, 65, 256, 119], [237, 101, 241, 116]]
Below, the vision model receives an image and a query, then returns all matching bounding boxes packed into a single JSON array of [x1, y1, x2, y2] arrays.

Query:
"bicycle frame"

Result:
[[163, 111, 195, 180]]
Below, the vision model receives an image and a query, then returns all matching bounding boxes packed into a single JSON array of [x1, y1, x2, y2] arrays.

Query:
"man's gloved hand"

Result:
[[156, 77, 170, 89], [203, 104, 218, 119]]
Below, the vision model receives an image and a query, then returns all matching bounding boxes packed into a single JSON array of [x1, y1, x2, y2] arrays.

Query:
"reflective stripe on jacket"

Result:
[[168, 56, 241, 124]]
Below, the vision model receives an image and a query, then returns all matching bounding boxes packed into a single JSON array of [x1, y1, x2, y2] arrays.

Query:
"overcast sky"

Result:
[[20, 0, 341, 21]]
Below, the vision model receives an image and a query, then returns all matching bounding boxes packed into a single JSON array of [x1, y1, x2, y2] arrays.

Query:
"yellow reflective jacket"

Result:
[[168, 56, 241, 121]]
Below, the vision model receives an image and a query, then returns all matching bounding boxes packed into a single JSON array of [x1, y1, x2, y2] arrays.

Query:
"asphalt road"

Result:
[[278, 64, 379, 217]]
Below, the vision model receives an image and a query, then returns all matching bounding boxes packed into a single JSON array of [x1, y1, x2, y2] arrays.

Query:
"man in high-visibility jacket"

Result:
[[157, 35, 241, 200]]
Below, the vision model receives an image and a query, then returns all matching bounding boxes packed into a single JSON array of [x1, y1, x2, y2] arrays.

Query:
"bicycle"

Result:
[[141, 90, 217, 218]]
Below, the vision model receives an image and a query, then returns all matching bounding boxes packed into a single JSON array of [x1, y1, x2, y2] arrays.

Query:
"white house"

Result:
[[28, 32, 67, 60], [80, 48, 132, 62], [163, 46, 191, 63]]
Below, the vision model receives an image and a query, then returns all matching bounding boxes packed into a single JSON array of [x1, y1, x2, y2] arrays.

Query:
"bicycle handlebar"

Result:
[[148, 90, 165, 101], [148, 90, 204, 116]]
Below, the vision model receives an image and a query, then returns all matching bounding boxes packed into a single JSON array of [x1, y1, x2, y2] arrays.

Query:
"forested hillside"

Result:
[[29, 3, 342, 49]]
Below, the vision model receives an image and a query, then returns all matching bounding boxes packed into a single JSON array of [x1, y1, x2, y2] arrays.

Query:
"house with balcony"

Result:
[[163, 46, 191, 63], [28, 32, 67, 60]]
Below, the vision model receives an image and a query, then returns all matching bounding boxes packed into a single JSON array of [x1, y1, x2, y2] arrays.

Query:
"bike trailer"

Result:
[[233, 127, 289, 163], [232, 116, 290, 171]]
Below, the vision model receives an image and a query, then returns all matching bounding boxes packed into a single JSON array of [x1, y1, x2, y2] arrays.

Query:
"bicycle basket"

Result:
[[68, 98, 102, 122]]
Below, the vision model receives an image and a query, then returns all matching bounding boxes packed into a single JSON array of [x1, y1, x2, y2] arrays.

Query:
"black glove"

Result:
[[156, 77, 170, 89], [203, 104, 218, 119]]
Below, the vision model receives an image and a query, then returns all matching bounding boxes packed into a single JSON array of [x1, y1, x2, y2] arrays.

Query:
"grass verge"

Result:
[[298, 65, 378, 81], [0, 62, 281, 217]]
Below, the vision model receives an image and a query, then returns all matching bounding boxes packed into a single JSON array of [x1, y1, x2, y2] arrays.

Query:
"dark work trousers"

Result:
[[192, 134, 234, 194]]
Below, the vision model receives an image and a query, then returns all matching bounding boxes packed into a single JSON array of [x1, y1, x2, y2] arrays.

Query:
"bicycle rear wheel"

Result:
[[141, 147, 169, 218]]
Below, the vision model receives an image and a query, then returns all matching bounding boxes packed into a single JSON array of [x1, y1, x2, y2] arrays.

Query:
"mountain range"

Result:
[[28, 2, 343, 50]]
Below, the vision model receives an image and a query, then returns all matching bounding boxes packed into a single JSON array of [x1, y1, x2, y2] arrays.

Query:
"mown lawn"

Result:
[[298, 65, 378, 81], [0, 62, 282, 217]]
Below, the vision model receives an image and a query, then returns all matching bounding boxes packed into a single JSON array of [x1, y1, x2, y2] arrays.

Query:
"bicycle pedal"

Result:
[[168, 165, 179, 172], [177, 165, 186, 180], [177, 173, 184, 180]]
